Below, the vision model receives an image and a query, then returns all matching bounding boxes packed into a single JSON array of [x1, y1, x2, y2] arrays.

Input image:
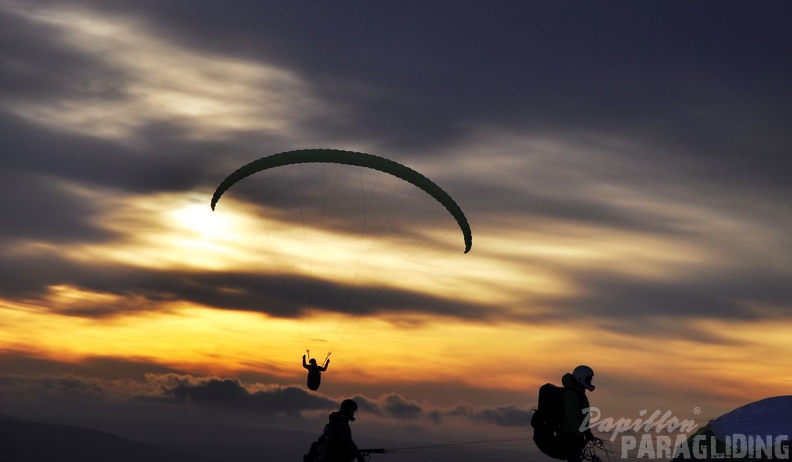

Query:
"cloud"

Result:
[[0, 168, 113, 245], [2, 2, 326, 142], [0, 258, 493, 321], [145, 374, 535, 429], [0, 369, 533, 431], [155, 375, 334, 417], [354, 393, 424, 420]]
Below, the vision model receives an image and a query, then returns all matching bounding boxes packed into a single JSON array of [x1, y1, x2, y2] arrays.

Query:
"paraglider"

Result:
[[303, 354, 329, 391], [210, 148, 472, 253], [210, 148, 473, 386]]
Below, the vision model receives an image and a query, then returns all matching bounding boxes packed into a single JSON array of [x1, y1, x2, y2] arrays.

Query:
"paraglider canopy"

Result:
[[709, 395, 792, 443], [673, 396, 792, 461], [210, 148, 472, 253]]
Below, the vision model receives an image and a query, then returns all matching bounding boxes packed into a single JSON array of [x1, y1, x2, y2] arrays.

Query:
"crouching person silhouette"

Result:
[[304, 399, 364, 462]]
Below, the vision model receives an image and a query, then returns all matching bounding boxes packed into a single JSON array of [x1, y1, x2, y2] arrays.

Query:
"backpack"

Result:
[[303, 433, 326, 462], [532, 383, 567, 431], [531, 383, 570, 460]]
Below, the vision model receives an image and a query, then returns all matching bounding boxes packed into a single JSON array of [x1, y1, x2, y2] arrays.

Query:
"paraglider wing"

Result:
[[672, 395, 792, 461], [709, 395, 792, 443], [210, 149, 472, 253]]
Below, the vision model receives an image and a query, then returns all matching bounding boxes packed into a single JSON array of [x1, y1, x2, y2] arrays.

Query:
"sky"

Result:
[[1, 0, 791, 460]]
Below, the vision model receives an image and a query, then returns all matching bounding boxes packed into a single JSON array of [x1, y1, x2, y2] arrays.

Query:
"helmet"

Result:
[[340, 399, 358, 411], [340, 399, 358, 421], [573, 365, 595, 391]]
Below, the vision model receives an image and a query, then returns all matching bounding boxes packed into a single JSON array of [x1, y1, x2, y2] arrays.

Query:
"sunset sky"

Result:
[[1, 1, 791, 460]]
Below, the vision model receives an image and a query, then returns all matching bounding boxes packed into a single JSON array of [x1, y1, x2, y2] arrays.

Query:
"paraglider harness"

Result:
[[531, 383, 570, 459], [303, 432, 384, 462], [303, 434, 324, 462], [303, 414, 384, 462], [531, 383, 604, 461]]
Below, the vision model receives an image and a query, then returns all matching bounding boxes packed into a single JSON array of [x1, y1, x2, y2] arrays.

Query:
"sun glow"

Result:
[[49, 187, 508, 307]]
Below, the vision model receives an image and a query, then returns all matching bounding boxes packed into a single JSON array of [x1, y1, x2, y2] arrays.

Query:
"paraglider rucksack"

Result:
[[532, 383, 566, 431], [531, 383, 570, 460], [303, 433, 326, 462]]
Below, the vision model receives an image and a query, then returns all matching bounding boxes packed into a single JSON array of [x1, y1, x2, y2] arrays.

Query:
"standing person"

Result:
[[311, 399, 363, 462], [303, 354, 329, 391], [558, 365, 596, 462]]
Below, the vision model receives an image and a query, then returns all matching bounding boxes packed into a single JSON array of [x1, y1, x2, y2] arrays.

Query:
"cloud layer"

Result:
[[1, 2, 791, 449]]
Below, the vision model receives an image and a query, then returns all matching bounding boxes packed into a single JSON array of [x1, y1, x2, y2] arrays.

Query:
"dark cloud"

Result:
[[0, 350, 188, 381], [9, 1, 788, 168], [0, 5, 123, 103], [381, 394, 424, 420], [158, 375, 334, 416], [0, 371, 330, 422], [0, 368, 533, 431], [2, 192, 788, 338], [151, 375, 534, 428], [0, 110, 221, 195], [466, 405, 533, 428], [355, 393, 424, 420], [563, 268, 792, 328], [0, 267, 488, 323], [0, 167, 113, 244], [2, 0, 790, 235], [425, 402, 533, 427], [173, 270, 491, 320], [0, 235, 492, 320], [54, 1, 792, 189], [495, 265, 792, 341]]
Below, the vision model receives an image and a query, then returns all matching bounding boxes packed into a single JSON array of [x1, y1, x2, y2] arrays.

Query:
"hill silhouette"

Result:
[[0, 416, 218, 462]]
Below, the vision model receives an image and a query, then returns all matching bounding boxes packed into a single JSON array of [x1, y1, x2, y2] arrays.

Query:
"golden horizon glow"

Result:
[[0, 169, 786, 422], [5, 183, 789, 398], [4, 292, 792, 409]]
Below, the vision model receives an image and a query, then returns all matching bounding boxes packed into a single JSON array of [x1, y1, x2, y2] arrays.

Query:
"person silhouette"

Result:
[[558, 365, 597, 462], [314, 399, 362, 462], [303, 354, 329, 391]]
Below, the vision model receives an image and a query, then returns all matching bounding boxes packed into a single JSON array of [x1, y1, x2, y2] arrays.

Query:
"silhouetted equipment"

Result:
[[531, 383, 569, 459], [532, 367, 597, 461], [357, 448, 387, 462], [672, 395, 792, 461], [211, 148, 472, 253], [304, 444, 385, 462]]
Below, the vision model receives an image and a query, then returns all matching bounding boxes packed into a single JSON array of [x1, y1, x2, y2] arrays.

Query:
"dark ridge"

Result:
[[0, 417, 219, 462]]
